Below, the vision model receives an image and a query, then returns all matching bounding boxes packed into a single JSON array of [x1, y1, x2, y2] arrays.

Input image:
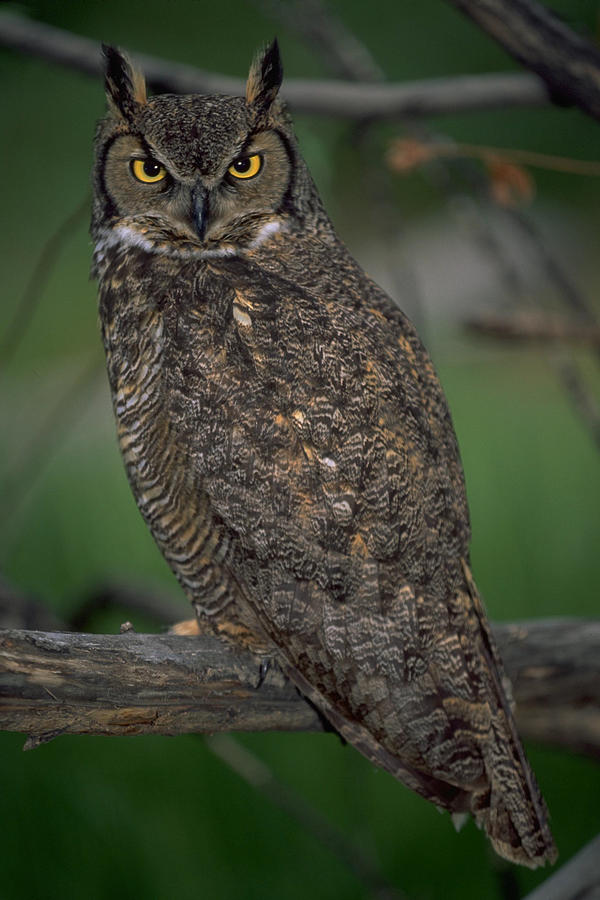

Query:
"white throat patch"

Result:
[[95, 219, 284, 265]]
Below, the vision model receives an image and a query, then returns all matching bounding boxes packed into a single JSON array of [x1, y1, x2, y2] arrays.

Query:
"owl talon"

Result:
[[256, 656, 274, 689]]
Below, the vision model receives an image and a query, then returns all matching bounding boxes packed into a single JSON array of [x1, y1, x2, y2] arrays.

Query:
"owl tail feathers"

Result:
[[414, 725, 558, 868], [471, 786, 557, 869], [398, 737, 557, 869], [424, 758, 557, 869], [433, 707, 557, 867], [468, 750, 558, 868], [285, 664, 556, 869]]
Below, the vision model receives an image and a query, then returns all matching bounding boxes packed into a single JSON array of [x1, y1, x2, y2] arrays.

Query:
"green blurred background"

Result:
[[1, 1, 599, 898]]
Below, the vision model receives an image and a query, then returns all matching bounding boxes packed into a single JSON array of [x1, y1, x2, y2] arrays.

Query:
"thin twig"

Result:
[[549, 351, 600, 452], [0, 194, 90, 372], [465, 311, 600, 348], [410, 148, 600, 453], [206, 734, 408, 900], [0, 359, 102, 560], [388, 139, 600, 178], [494, 208, 600, 451], [486, 207, 600, 450], [0, 10, 551, 118], [0, 193, 100, 567], [254, 0, 385, 81], [389, 137, 600, 341], [504, 208, 600, 342]]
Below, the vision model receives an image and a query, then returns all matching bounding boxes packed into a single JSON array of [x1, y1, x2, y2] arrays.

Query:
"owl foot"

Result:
[[169, 617, 205, 636], [256, 655, 276, 689], [213, 618, 273, 656]]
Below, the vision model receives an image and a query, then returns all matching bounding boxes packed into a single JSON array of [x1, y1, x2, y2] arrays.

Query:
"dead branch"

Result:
[[464, 313, 600, 450], [445, 0, 600, 122], [0, 10, 550, 119], [551, 352, 600, 452], [465, 311, 600, 348], [0, 629, 321, 744], [0, 619, 599, 757], [497, 619, 600, 757]]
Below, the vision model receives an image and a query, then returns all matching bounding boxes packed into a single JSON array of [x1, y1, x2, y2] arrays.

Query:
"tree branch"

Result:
[[445, 0, 600, 122], [0, 629, 321, 744], [253, 0, 386, 82], [206, 733, 409, 900], [0, 194, 89, 372], [0, 10, 551, 119], [465, 311, 600, 348], [1, 619, 599, 757], [522, 833, 600, 900]]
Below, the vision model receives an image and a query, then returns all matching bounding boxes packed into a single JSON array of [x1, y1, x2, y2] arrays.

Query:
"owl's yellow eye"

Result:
[[131, 158, 167, 184], [228, 154, 262, 180]]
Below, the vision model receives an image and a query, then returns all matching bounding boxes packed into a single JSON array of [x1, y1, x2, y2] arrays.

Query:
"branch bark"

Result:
[[1, 619, 599, 756], [445, 0, 600, 122], [0, 629, 321, 745], [0, 10, 550, 119]]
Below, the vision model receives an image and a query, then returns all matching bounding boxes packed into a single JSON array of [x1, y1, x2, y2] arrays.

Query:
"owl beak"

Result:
[[192, 187, 209, 241]]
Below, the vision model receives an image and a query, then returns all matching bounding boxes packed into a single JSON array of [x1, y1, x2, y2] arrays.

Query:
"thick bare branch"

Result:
[[498, 619, 600, 757], [445, 0, 600, 122], [0, 10, 550, 119], [0, 629, 321, 742], [1, 619, 599, 757]]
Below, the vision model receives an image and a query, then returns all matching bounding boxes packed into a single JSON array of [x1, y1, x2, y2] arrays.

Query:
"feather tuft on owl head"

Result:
[[91, 41, 330, 261]]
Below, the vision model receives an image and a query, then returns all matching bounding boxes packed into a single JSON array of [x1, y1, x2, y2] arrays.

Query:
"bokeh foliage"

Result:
[[1, 2, 599, 898]]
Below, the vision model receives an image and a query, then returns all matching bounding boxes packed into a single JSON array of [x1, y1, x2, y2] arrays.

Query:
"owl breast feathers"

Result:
[[91, 41, 556, 868]]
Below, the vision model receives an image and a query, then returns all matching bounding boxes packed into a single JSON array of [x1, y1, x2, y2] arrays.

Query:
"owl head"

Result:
[[91, 41, 329, 259]]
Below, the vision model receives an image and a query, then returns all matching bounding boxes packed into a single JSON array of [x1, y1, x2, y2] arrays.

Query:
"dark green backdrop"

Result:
[[1, 2, 599, 898]]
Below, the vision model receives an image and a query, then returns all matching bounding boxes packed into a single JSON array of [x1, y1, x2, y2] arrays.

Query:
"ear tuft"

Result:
[[103, 44, 147, 119], [246, 39, 283, 120]]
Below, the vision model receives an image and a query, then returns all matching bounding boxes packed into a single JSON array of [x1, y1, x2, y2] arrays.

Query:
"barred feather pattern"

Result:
[[92, 41, 556, 869], [95, 232, 555, 867], [100, 275, 243, 621]]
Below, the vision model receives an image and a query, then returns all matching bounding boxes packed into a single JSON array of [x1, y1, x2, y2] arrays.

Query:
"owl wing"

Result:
[[173, 258, 555, 867]]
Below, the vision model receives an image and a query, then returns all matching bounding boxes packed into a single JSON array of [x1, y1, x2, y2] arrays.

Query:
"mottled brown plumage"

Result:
[[91, 42, 556, 867]]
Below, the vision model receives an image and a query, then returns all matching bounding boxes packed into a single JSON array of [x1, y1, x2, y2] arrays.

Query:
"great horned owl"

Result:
[[91, 41, 556, 868]]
